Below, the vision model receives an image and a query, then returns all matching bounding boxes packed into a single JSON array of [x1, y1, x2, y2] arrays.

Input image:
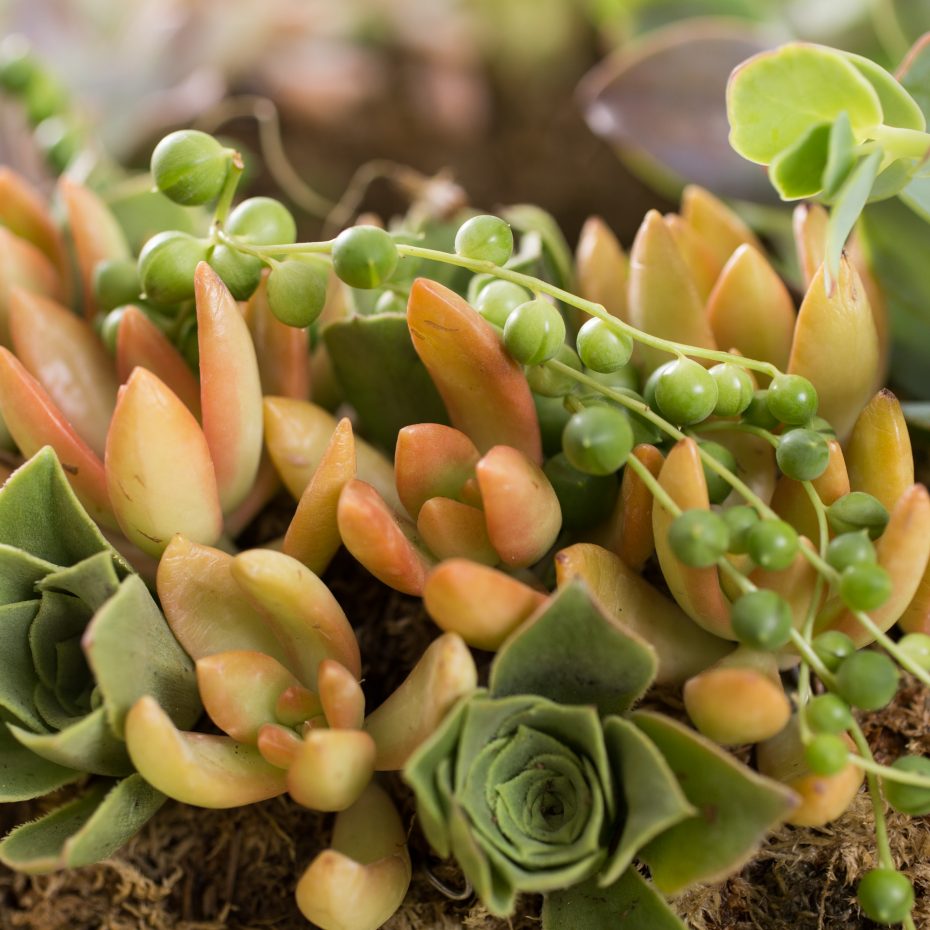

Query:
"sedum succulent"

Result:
[[0, 447, 200, 872]]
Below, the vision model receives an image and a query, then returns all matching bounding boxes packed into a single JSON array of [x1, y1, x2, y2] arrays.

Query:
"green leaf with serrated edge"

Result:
[[38, 551, 121, 612], [403, 693, 473, 858], [490, 581, 657, 717], [632, 711, 797, 893], [9, 706, 132, 777], [29, 590, 91, 691], [598, 717, 694, 887], [0, 722, 79, 801], [825, 149, 882, 287], [0, 601, 44, 732], [822, 112, 855, 199], [770, 122, 830, 200], [542, 867, 686, 930], [83, 576, 200, 740], [0, 545, 55, 602], [899, 34, 930, 124], [727, 44, 883, 165], [59, 774, 164, 869], [0, 448, 127, 569], [501, 205, 574, 289], [323, 314, 449, 451], [839, 50, 926, 131]]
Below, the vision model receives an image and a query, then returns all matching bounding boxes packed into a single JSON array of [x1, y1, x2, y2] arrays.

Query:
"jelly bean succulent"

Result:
[[0, 448, 200, 872]]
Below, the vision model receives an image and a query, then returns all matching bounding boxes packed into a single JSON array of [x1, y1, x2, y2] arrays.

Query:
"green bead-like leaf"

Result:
[[83, 575, 201, 739], [598, 717, 694, 887], [542, 867, 686, 930], [0, 775, 164, 873], [490, 581, 657, 717], [825, 149, 882, 286], [632, 711, 797, 892], [323, 313, 449, 450], [839, 50, 926, 131], [727, 44, 883, 165], [769, 122, 830, 200], [0, 722, 79, 802]]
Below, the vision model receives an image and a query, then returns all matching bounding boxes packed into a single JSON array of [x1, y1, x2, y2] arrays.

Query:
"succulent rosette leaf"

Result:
[[405, 581, 797, 926], [0, 448, 201, 872]]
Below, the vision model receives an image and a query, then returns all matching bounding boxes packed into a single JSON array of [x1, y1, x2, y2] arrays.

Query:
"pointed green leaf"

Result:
[[448, 801, 516, 917], [37, 551, 121, 611], [0, 545, 55, 602], [0, 601, 44, 731], [869, 159, 916, 202], [9, 706, 132, 777], [632, 711, 797, 893], [598, 717, 694, 887], [839, 50, 926, 131], [490, 581, 657, 716], [83, 576, 200, 739], [0, 722, 79, 801], [542, 868, 686, 930], [825, 149, 882, 287], [821, 112, 855, 198], [0, 448, 124, 568], [0, 775, 164, 872], [29, 590, 91, 692], [323, 314, 449, 451], [769, 122, 830, 200], [727, 44, 883, 165]]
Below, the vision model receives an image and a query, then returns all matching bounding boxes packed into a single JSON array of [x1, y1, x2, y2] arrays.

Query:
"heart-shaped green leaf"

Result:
[[840, 50, 926, 131]]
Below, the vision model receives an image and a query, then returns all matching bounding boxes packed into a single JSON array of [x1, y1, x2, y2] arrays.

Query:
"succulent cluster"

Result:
[[1, 34, 930, 930]]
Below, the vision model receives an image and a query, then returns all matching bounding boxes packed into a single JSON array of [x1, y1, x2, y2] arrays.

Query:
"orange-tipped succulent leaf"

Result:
[[664, 214, 720, 302], [394, 423, 480, 520], [125, 696, 287, 807], [364, 633, 477, 770], [706, 245, 796, 371], [257, 722, 303, 768], [788, 260, 879, 441], [295, 782, 411, 930], [337, 479, 435, 596], [475, 445, 562, 568], [793, 203, 828, 288], [9, 288, 117, 457], [407, 278, 542, 463], [628, 210, 716, 374], [0, 228, 62, 346], [845, 389, 913, 512], [318, 660, 366, 730], [115, 306, 201, 417], [263, 397, 400, 510], [105, 369, 223, 556], [58, 177, 131, 319], [195, 263, 263, 513], [0, 348, 114, 527], [423, 559, 546, 651], [283, 417, 357, 576], [196, 650, 304, 744], [287, 729, 376, 811], [416, 497, 498, 565], [574, 216, 629, 322], [231, 548, 362, 687], [245, 273, 311, 400], [681, 185, 761, 278], [652, 439, 734, 637]]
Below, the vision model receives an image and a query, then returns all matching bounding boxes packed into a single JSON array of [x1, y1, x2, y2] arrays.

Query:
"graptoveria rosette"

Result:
[[405, 582, 797, 927], [0, 447, 201, 872]]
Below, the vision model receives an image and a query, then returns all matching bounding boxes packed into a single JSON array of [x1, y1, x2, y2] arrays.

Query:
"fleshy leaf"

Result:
[[407, 278, 541, 463], [633, 711, 798, 892], [490, 581, 656, 716], [0, 230, 62, 346], [841, 50, 926, 131], [0, 721, 79, 802], [38, 551, 121, 611], [0, 601, 44, 732], [664, 215, 719, 302], [105, 368, 223, 556], [83, 575, 200, 739], [324, 313, 449, 451], [195, 263, 264, 513], [554, 544, 731, 686], [542, 867, 686, 930], [231, 548, 361, 687], [319, 659, 365, 730], [680, 186, 760, 279], [365, 633, 477, 770], [575, 216, 628, 322], [125, 696, 287, 807], [417, 497, 498, 565], [287, 729, 376, 811], [769, 122, 831, 200]]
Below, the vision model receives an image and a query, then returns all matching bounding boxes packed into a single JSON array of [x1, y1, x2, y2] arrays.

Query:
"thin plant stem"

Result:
[[851, 722, 895, 870]]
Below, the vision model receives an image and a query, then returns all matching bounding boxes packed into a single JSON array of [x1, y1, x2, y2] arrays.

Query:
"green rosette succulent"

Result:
[[0, 447, 201, 872], [405, 582, 798, 928]]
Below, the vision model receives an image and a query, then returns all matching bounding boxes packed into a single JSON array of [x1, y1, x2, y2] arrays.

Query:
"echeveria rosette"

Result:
[[0, 447, 201, 872], [405, 582, 799, 927]]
